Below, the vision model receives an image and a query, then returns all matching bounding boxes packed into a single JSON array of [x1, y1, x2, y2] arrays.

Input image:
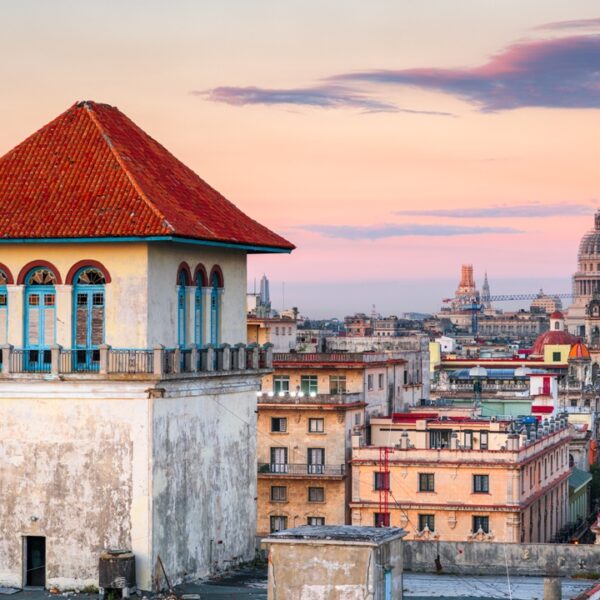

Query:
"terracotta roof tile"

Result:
[[0, 101, 294, 251]]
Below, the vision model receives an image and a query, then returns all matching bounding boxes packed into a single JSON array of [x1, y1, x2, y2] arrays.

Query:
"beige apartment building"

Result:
[[256, 393, 364, 536], [351, 413, 571, 543], [256, 352, 408, 536]]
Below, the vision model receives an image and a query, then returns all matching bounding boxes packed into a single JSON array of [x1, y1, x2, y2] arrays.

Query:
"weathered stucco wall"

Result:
[[267, 538, 403, 600], [0, 381, 151, 589], [403, 540, 600, 577], [151, 375, 260, 585], [147, 243, 247, 348]]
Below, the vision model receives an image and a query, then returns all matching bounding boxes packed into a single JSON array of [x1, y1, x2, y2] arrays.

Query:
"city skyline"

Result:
[[1, 1, 599, 313]]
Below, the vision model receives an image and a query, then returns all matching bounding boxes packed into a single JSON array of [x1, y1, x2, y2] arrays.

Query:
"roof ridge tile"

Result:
[[82, 102, 173, 234]]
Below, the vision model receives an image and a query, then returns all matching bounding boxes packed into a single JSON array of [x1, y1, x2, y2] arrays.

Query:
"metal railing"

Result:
[[257, 462, 346, 476], [0, 343, 273, 377]]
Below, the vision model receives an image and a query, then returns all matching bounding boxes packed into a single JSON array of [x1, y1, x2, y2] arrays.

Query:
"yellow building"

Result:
[[351, 413, 571, 543]]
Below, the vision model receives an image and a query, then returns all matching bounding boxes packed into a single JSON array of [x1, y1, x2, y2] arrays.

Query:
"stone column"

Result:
[[55, 284, 72, 347], [6, 285, 24, 347]]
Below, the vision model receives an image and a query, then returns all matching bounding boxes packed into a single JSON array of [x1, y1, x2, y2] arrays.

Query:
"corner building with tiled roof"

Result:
[[0, 101, 294, 590]]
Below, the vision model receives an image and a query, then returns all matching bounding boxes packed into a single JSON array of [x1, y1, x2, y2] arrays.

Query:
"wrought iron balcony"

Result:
[[0, 343, 273, 378], [257, 462, 346, 477]]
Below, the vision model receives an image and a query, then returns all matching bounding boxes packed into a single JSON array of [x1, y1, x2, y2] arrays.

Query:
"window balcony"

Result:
[[0, 343, 273, 379], [257, 462, 346, 477]]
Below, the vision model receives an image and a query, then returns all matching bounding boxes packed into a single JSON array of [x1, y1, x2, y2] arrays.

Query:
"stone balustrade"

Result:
[[0, 343, 273, 378]]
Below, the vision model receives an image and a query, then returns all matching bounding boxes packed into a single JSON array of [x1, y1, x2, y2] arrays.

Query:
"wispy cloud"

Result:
[[193, 85, 453, 115], [298, 223, 521, 240], [194, 85, 396, 112], [330, 35, 600, 111], [397, 202, 594, 218], [535, 17, 600, 31]]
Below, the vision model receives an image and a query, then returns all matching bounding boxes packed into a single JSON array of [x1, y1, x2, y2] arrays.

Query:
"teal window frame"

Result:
[[210, 271, 221, 346], [72, 267, 106, 370], [24, 268, 57, 371], [177, 269, 188, 348]]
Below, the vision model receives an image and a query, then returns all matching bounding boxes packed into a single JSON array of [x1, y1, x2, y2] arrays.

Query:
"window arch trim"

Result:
[[177, 262, 192, 286], [0, 263, 14, 285], [66, 260, 112, 284], [18, 260, 62, 285], [194, 263, 208, 287], [209, 265, 224, 288]]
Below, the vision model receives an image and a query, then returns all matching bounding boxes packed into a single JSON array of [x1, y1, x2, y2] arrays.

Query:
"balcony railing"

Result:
[[0, 343, 273, 378], [274, 352, 405, 363], [258, 392, 363, 405], [258, 462, 346, 476]]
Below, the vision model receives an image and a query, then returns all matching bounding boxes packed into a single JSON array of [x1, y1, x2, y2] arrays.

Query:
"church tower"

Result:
[[482, 271, 491, 310]]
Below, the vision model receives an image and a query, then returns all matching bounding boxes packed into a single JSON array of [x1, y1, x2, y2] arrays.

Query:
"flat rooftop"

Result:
[[4, 570, 595, 599], [266, 525, 406, 543]]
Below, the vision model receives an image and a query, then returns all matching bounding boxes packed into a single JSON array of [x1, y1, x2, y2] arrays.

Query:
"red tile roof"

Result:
[[0, 101, 295, 251]]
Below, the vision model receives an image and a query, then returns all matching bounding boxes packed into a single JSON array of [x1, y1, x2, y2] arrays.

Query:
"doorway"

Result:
[[24, 536, 45, 587]]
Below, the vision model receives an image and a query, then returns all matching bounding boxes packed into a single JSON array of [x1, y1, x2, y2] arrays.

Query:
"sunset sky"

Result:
[[1, 1, 599, 316]]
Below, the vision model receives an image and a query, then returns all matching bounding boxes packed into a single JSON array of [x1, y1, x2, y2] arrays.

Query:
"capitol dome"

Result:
[[579, 216, 600, 256], [574, 210, 600, 301]]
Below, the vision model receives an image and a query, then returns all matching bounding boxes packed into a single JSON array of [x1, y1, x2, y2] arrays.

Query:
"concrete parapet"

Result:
[[403, 540, 600, 578]]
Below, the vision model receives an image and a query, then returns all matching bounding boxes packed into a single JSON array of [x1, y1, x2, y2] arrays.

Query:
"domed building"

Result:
[[567, 210, 600, 337], [530, 311, 578, 359]]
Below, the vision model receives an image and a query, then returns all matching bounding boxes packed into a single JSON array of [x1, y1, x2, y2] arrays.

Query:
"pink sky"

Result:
[[0, 1, 599, 314]]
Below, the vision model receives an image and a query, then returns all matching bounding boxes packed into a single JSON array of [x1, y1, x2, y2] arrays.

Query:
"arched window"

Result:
[[194, 266, 207, 346], [0, 269, 8, 344], [24, 267, 57, 371], [177, 268, 189, 347], [210, 268, 223, 346], [73, 267, 106, 370]]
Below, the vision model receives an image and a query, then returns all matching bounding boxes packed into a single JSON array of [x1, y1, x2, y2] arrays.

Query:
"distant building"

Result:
[[373, 315, 402, 337], [351, 413, 571, 543], [531, 289, 563, 314], [481, 272, 492, 310], [248, 274, 274, 318], [451, 264, 479, 312], [477, 311, 549, 341], [345, 313, 373, 336], [247, 316, 297, 352], [327, 335, 430, 407], [263, 352, 409, 420], [568, 210, 600, 337]]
